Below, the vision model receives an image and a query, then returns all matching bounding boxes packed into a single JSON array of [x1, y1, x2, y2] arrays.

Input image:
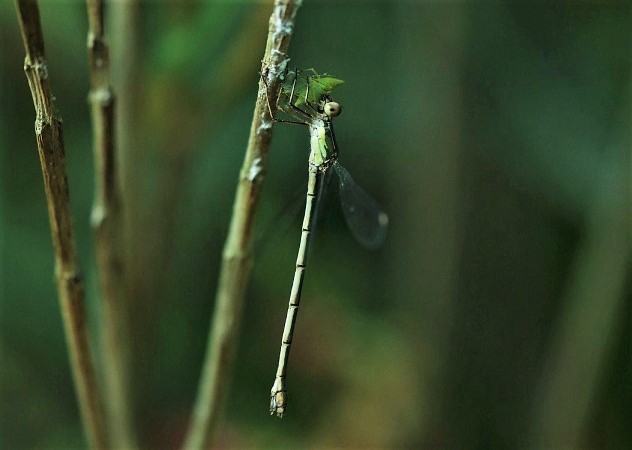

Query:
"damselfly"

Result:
[[263, 68, 389, 417]]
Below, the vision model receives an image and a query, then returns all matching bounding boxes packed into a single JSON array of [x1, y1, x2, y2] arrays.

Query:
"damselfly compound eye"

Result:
[[324, 102, 341, 117]]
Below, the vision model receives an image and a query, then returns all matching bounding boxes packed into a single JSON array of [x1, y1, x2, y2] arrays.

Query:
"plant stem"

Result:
[[182, 1, 302, 448], [528, 170, 630, 447], [85, 0, 136, 448], [109, 0, 140, 203], [14, 1, 109, 448]]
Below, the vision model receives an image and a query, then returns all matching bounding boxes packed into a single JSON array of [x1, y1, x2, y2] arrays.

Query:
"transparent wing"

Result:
[[254, 185, 306, 257], [255, 170, 333, 258], [334, 163, 389, 249], [312, 168, 335, 234]]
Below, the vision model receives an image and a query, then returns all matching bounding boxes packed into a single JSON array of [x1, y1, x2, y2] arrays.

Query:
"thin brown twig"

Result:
[[182, 1, 303, 448], [14, 1, 109, 448], [85, 0, 136, 448]]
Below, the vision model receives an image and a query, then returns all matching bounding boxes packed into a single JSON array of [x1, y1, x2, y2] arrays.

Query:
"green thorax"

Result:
[[309, 118, 338, 169]]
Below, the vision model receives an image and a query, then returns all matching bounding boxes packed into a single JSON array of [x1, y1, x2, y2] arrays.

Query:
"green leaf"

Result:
[[281, 69, 344, 107], [306, 76, 345, 103]]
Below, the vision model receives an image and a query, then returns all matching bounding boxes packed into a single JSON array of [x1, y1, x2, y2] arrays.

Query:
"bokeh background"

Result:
[[1, 1, 631, 449]]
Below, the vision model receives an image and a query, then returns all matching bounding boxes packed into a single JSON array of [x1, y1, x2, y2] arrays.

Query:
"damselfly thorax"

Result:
[[309, 119, 339, 170]]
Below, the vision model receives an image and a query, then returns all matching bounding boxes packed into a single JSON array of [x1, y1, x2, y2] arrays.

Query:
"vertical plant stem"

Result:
[[529, 169, 630, 447], [85, 0, 136, 448], [14, 1, 109, 448], [109, 0, 140, 202], [182, 1, 302, 448]]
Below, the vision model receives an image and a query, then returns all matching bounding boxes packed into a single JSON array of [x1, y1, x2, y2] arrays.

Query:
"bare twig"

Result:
[[109, 0, 140, 201], [182, 1, 302, 448], [14, 1, 109, 448], [85, 1, 136, 448]]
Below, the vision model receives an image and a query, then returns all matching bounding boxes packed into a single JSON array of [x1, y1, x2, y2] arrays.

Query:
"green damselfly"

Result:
[[263, 68, 389, 417]]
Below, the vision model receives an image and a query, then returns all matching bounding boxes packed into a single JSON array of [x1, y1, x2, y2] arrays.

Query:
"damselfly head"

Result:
[[324, 101, 342, 117]]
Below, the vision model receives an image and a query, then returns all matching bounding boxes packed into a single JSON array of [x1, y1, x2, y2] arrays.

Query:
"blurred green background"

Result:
[[1, 1, 631, 449]]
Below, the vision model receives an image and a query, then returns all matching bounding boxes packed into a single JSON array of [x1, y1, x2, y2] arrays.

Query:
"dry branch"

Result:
[[85, 0, 136, 448], [182, 1, 303, 449], [14, 0, 109, 448]]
